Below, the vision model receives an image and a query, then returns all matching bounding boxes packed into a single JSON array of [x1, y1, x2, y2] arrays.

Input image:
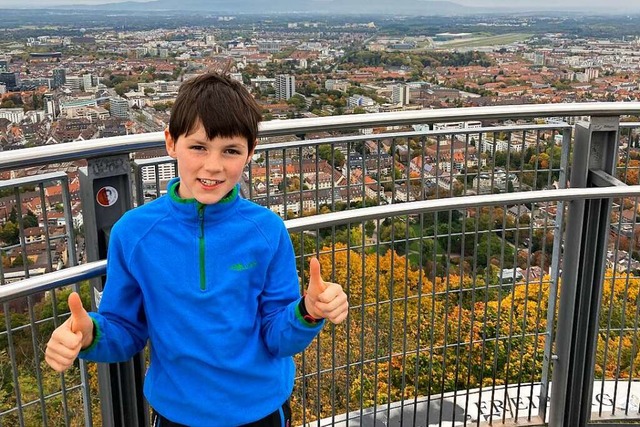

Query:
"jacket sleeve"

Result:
[[79, 220, 149, 362], [259, 224, 324, 358]]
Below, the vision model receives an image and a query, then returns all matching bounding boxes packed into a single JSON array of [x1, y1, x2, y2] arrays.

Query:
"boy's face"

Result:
[[165, 122, 254, 205]]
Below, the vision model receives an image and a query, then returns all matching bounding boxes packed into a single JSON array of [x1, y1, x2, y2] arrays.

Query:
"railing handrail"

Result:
[[286, 185, 640, 231], [2, 102, 640, 171], [4, 184, 640, 305], [0, 260, 107, 304]]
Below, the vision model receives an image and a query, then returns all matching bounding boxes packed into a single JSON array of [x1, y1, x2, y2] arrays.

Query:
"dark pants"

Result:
[[151, 400, 291, 427]]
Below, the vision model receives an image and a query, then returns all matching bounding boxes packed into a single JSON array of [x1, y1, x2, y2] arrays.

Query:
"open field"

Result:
[[435, 33, 534, 49]]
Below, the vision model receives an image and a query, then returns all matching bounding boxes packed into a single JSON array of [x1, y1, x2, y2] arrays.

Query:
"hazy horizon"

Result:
[[1, 0, 636, 11]]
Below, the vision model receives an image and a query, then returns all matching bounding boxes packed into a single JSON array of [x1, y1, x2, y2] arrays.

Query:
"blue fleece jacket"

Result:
[[80, 178, 324, 426]]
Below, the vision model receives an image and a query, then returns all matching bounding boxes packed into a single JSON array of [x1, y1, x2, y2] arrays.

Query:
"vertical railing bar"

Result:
[[61, 177, 77, 268], [298, 146, 304, 216], [26, 294, 48, 426], [518, 129, 527, 197], [476, 131, 484, 196], [399, 212, 411, 426], [359, 217, 371, 425], [154, 164, 161, 204], [372, 220, 381, 426], [457, 204, 471, 423], [448, 133, 458, 422], [298, 230, 309, 427], [411, 211, 425, 427], [476, 213, 493, 421], [606, 125, 635, 417], [14, 188, 29, 278], [517, 127, 536, 415], [424, 211, 438, 427], [282, 148, 288, 218], [362, 141, 367, 210], [247, 154, 254, 201], [406, 136, 411, 203], [265, 151, 271, 211], [343, 142, 349, 208], [315, 231, 323, 426], [513, 202, 532, 421], [48, 288, 72, 425], [386, 219, 395, 422], [468, 201, 484, 427], [495, 201, 512, 424], [539, 126, 570, 422], [598, 189, 625, 417], [485, 188, 503, 424], [4, 301, 25, 426], [391, 137, 397, 203], [63, 179, 92, 427], [38, 183, 54, 272], [438, 207, 452, 423], [434, 134, 440, 200], [419, 134, 426, 202], [329, 224, 338, 426], [452, 209, 465, 421], [623, 195, 640, 416], [535, 143, 553, 417], [343, 218, 356, 423], [133, 164, 142, 206], [624, 199, 640, 416], [488, 131, 497, 195]]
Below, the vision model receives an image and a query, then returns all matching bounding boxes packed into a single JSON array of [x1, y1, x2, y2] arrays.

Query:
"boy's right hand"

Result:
[[45, 292, 94, 372]]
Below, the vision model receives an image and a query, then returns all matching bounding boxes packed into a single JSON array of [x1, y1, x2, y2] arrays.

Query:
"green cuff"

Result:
[[79, 317, 100, 353], [295, 297, 324, 328]]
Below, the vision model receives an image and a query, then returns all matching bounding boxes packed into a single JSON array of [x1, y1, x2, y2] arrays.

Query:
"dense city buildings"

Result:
[[1, 10, 640, 275]]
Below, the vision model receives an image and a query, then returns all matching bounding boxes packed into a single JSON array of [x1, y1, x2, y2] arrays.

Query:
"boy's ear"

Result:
[[165, 128, 177, 159], [246, 147, 255, 165]]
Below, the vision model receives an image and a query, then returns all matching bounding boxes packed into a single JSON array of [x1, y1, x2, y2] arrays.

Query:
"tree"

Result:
[[8, 207, 17, 223], [317, 144, 345, 168], [0, 222, 19, 245], [23, 210, 38, 228]]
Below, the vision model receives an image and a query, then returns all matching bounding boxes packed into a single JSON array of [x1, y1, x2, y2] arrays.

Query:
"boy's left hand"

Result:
[[305, 257, 349, 324]]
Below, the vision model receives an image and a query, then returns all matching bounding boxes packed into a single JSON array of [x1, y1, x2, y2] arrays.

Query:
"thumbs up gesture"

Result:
[[45, 292, 94, 372], [304, 257, 349, 324]]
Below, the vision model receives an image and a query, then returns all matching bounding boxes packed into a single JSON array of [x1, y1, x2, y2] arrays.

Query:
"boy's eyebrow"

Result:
[[220, 141, 248, 149]]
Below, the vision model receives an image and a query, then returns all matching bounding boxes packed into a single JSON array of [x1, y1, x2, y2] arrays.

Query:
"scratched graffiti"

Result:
[[304, 381, 640, 427]]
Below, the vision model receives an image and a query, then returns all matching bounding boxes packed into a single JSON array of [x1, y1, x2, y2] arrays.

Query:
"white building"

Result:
[[481, 136, 523, 154], [64, 76, 82, 90], [0, 107, 25, 123], [82, 73, 93, 91], [140, 163, 176, 183], [275, 74, 295, 100], [392, 84, 410, 106], [110, 96, 130, 119]]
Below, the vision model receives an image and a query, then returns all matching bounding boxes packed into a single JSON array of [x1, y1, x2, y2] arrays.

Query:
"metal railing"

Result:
[[1, 103, 640, 426]]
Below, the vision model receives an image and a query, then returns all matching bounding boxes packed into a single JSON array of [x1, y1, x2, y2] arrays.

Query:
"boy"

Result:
[[45, 72, 349, 427]]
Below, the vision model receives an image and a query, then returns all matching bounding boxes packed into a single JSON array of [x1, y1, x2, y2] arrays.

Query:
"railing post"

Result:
[[549, 116, 622, 426], [79, 155, 148, 427], [539, 127, 572, 422]]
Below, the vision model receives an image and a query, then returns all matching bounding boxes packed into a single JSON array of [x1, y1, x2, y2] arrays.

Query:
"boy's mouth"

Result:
[[199, 178, 223, 186]]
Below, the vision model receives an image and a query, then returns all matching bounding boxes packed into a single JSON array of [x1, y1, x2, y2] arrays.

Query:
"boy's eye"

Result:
[[225, 148, 241, 155], [190, 145, 206, 151]]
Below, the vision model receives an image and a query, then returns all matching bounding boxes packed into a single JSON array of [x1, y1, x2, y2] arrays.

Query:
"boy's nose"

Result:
[[203, 155, 223, 172]]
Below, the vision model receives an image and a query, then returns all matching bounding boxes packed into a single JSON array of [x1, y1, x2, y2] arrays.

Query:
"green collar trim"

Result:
[[169, 180, 238, 205]]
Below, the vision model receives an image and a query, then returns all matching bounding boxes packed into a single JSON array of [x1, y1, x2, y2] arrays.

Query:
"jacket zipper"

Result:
[[198, 203, 206, 291]]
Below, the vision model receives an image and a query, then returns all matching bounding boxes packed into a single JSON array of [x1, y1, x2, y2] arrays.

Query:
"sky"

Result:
[[1, 0, 635, 10]]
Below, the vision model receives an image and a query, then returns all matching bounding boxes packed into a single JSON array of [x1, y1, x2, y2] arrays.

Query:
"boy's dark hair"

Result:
[[169, 71, 262, 151]]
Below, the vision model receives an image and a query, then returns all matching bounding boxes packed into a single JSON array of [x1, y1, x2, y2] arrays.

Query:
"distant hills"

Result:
[[5, 0, 634, 15], [65, 0, 481, 15]]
